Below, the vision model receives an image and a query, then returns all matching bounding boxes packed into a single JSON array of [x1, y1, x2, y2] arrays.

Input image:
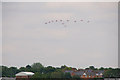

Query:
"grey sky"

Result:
[[2, 2, 118, 68], [0, 2, 2, 65]]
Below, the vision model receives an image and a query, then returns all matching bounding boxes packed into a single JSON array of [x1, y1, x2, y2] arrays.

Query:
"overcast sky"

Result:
[[0, 2, 2, 65], [2, 2, 118, 68]]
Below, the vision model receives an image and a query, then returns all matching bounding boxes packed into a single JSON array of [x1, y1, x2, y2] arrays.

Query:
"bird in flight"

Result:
[[87, 21, 90, 23], [80, 20, 83, 21], [44, 19, 90, 27], [74, 20, 77, 22]]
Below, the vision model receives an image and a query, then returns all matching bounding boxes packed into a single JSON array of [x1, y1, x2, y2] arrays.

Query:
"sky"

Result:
[[0, 2, 2, 66], [2, 2, 118, 68], [1, 0, 120, 2]]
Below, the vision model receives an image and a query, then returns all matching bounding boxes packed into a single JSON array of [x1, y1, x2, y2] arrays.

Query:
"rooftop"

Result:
[[15, 72, 34, 76]]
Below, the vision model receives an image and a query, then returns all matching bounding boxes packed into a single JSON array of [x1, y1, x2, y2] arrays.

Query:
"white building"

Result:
[[15, 72, 34, 79]]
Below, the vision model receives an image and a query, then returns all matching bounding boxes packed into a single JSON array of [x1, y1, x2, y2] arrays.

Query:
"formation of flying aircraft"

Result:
[[44, 19, 90, 27]]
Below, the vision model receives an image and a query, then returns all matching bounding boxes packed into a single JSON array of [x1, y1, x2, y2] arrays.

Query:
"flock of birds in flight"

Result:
[[44, 19, 90, 27]]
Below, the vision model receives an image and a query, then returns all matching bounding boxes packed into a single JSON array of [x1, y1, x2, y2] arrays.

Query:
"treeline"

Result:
[[0, 62, 120, 78]]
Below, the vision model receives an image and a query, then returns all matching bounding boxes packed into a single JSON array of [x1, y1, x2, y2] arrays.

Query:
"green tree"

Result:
[[44, 66, 55, 74], [31, 62, 44, 73], [25, 65, 32, 72], [0, 66, 2, 77], [99, 67, 104, 70], [104, 68, 120, 77], [72, 75, 80, 78], [9, 67, 18, 77], [19, 67, 26, 72], [64, 67, 72, 70], [2, 66, 9, 77], [89, 66, 95, 70], [85, 68, 89, 70], [64, 72, 72, 78], [61, 65, 67, 69], [51, 71, 64, 78], [32, 72, 42, 78], [32, 63, 43, 69], [26, 65, 31, 69]]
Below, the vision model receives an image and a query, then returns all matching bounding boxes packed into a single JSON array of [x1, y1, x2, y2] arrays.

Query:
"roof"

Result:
[[83, 73, 86, 75], [64, 70, 73, 73], [64, 69, 104, 76], [16, 72, 34, 76]]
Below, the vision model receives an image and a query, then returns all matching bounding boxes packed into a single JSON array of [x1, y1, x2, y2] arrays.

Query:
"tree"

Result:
[[89, 66, 95, 70], [104, 68, 120, 78], [9, 67, 18, 77], [2, 66, 9, 77], [25, 65, 32, 72], [64, 72, 72, 78], [51, 72, 64, 78], [32, 72, 42, 78], [0, 66, 2, 77], [31, 62, 44, 73], [26, 65, 31, 69], [64, 67, 72, 70], [99, 67, 104, 70], [61, 65, 67, 69], [72, 75, 80, 78], [85, 68, 89, 70], [19, 67, 26, 72], [44, 66, 55, 73], [31, 63, 44, 69]]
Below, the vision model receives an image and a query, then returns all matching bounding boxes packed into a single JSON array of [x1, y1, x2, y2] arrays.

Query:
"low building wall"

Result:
[[1, 77, 15, 80]]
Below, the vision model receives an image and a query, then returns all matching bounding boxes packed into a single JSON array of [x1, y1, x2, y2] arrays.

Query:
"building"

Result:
[[15, 72, 34, 80], [1, 77, 15, 80], [64, 69, 104, 79]]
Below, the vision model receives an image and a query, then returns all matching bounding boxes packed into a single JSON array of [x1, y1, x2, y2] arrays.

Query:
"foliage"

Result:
[[31, 62, 44, 73], [72, 75, 80, 78], [43, 66, 56, 74], [89, 66, 95, 70], [64, 72, 72, 78], [2, 66, 18, 77], [0, 66, 2, 77], [99, 67, 104, 70], [50, 71, 64, 78], [104, 68, 120, 77], [1, 63, 120, 78], [31, 63, 43, 69]]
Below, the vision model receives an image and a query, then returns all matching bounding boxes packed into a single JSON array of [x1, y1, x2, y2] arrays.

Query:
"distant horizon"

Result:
[[1, 62, 119, 69]]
